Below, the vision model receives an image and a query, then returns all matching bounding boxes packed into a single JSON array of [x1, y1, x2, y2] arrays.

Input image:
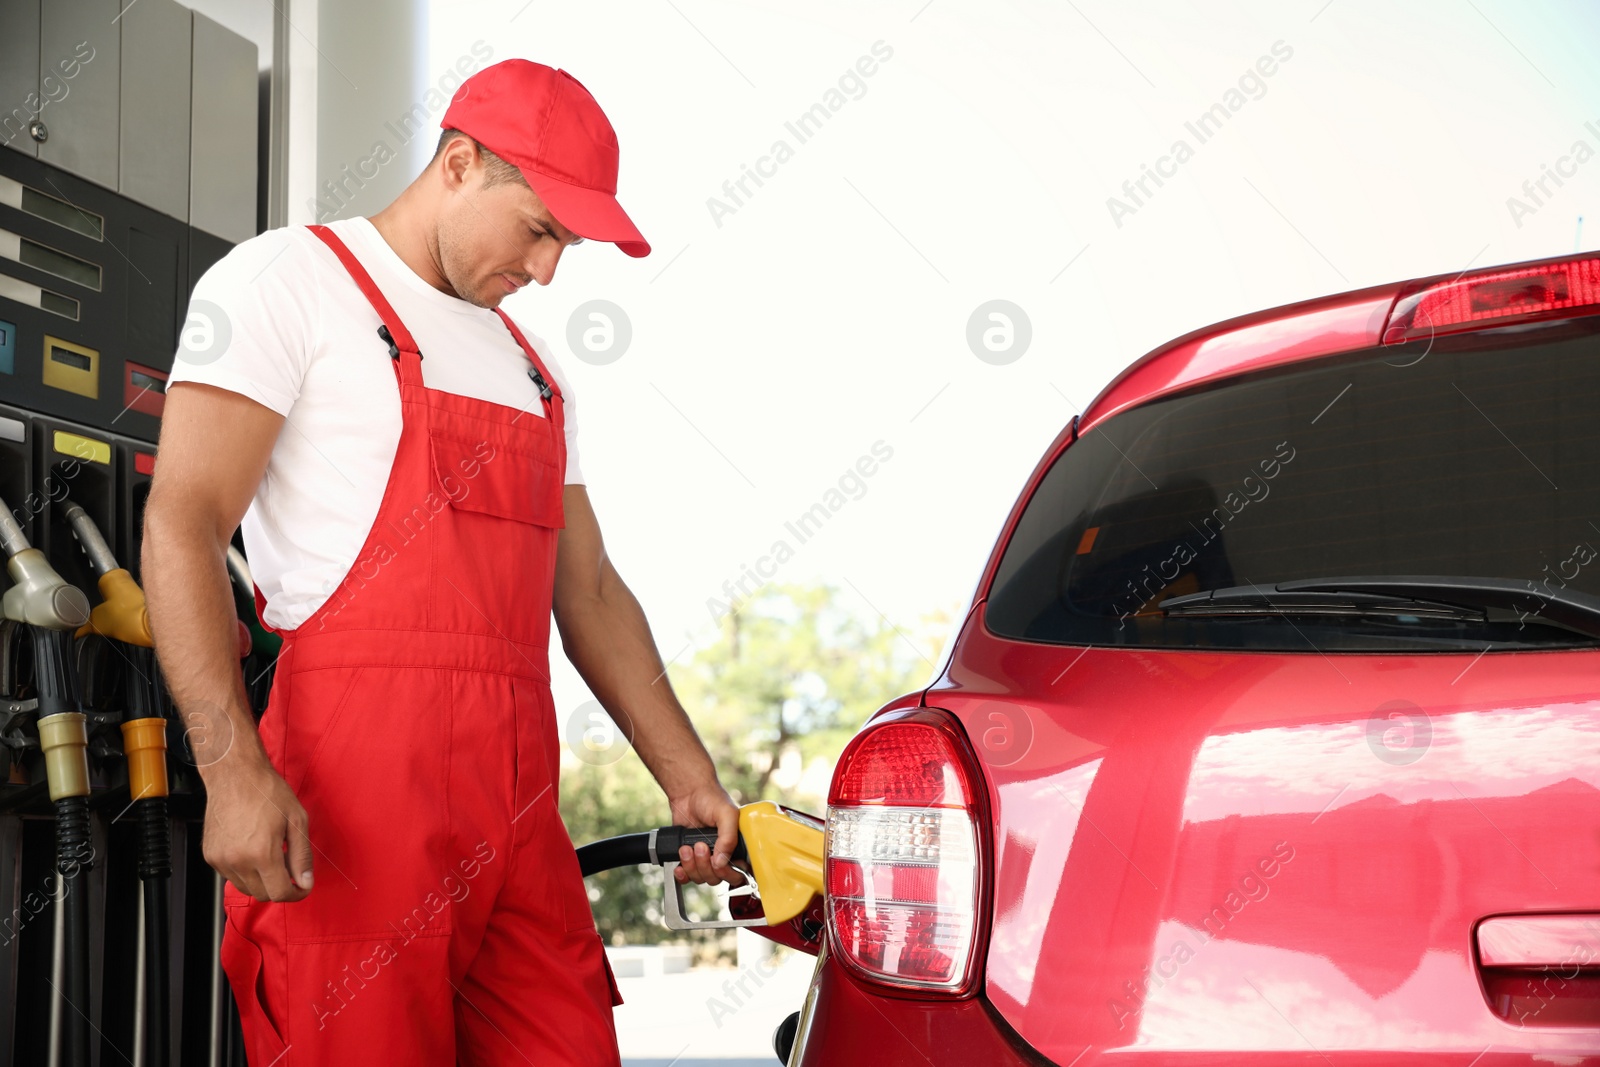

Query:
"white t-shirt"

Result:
[[165, 215, 583, 632]]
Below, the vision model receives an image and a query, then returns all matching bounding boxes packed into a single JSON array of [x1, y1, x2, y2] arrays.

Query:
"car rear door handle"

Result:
[[1475, 914, 1600, 1027]]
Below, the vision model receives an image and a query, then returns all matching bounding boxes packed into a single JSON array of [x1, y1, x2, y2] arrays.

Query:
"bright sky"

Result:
[[424, 0, 1600, 727]]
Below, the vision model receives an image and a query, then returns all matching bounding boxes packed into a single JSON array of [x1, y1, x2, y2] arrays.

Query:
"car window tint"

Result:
[[987, 317, 1600, 651]]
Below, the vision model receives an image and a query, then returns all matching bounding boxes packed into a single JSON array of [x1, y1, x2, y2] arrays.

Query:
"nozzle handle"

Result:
[[575, 826, 748, 878], [649, 825, 748, 865]]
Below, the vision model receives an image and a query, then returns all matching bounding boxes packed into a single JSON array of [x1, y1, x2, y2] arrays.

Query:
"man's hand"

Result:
[[669, 781, 746, 888], [201, 750, 314, 903]]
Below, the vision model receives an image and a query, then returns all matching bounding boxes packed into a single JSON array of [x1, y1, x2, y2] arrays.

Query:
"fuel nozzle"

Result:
[[653, 825, 765, 931], [61, 503, 151, 647], [1, 500, 90, 721], [731, 802, 825, 925], [57, 505, 175, 1066], [575, 801, 826, 933], [3, 499, 96, 1066], [0, 506, 90, 632], [654, 803, 826, 931]]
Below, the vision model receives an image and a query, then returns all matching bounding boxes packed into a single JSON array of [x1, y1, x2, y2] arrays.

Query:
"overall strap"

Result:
[[493, 308, 564, 414], [307, 224, 423, 386]]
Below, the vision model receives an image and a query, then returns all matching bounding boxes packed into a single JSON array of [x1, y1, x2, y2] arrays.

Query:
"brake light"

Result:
[[1382, 255, 1600, 344], [825, 710, 987, 993]]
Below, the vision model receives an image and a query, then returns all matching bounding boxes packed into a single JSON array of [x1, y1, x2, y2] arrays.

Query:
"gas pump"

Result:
[[0, 2, 263, 1058], [0, 498, 94, 1067]]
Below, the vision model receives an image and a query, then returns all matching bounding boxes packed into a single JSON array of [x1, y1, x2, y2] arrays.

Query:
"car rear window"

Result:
[[986, 315, 1600, 651]]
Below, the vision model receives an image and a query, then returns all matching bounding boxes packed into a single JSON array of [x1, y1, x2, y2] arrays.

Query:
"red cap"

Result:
[[442, 59, 650, 258]]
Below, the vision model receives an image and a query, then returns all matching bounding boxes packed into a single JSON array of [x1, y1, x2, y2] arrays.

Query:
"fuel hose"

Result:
[[2, 499, 95, 1067], [123, 712, 169, 1067], [65, 503, 173, 1067]]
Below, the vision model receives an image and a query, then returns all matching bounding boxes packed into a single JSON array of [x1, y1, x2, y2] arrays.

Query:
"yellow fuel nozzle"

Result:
[[650, 801, 827, 932], [77, 568, 152, 646], [57, 504, 153, 646], [739, 801, 825, 925]]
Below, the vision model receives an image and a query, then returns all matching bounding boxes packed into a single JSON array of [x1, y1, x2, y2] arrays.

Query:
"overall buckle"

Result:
[[377, 325, 422, 361]]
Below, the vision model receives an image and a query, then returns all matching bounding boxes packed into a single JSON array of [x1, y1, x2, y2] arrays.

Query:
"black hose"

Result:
[[55, 793, 93, 1067], [138, 794, 170, 1066], [136, 792, 170, 882], [577, 826, 747, 877], [125, 644, 161, 721], [577, 833, 651, 877], [121, 641, 172, 1066], [33, 626, 92, 1067]]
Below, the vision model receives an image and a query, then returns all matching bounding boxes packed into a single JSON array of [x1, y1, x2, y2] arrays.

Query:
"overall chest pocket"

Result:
[[428, 421, 564, 529]]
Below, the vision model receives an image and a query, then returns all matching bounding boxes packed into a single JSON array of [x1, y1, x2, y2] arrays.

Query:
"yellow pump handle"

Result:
[[739, 801, 825, 926], [76, 569, 153, 647]]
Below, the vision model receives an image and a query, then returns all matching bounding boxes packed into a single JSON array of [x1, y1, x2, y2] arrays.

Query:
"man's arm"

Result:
[[142, 381, 314, 902], [552, 485, 744, 887]]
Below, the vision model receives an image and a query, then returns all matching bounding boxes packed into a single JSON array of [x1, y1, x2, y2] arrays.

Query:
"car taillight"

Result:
[[1383, 254, 1600, 344], [825, 709, 987, 994]]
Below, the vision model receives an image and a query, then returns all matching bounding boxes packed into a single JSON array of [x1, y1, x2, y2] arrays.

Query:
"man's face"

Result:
[[436, 165, 584, 309]]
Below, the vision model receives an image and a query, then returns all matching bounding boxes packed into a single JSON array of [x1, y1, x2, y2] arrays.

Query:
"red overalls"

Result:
[[220, 224, 623, 1066]]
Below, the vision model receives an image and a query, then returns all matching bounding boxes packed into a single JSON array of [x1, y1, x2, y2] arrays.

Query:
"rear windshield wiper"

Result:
[[1161, 586, 1487, 624], [1279, 576, 1600, 639], [1163, 576, 1600, 640]]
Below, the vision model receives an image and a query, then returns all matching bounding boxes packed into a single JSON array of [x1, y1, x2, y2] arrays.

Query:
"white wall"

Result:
[[298, 0, 430, 225]]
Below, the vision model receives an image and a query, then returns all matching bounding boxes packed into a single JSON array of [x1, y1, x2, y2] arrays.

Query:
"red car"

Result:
[[789, 251, 1600, 1064]]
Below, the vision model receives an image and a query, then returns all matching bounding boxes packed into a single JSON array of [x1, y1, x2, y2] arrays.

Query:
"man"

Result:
[[143, 59, 743, 1066]]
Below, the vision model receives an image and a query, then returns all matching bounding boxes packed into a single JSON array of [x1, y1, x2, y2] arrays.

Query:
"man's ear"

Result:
[[439, 136, 476, 192]]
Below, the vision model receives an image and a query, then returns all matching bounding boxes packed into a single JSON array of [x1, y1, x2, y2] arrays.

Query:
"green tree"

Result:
[[560, 580, 951, 950], [673, 581, 951, 811]]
